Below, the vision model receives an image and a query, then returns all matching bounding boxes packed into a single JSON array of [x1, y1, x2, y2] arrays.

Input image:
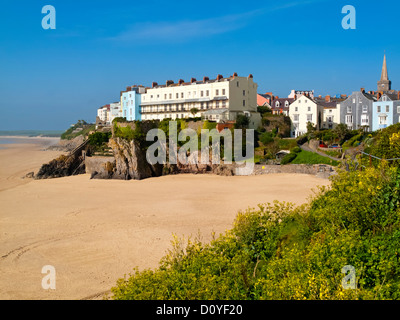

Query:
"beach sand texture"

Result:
[[0, 138, 330, 300]]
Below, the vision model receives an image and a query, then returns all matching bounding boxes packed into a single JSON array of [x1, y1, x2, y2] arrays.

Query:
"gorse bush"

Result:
[[111, 162, 400, 300]]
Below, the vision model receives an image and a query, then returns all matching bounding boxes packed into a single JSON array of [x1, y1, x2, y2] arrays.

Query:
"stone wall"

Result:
[[251, 164, 336, 179], [85, 156, 116, 178]]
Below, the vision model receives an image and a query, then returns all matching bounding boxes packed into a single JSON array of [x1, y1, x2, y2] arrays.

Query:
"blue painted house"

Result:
[[372, 93, 400, 131], [121, 86, 146, 121]]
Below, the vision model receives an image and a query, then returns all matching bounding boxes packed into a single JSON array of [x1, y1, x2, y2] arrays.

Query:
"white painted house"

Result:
[[289, 94, 324, 137]]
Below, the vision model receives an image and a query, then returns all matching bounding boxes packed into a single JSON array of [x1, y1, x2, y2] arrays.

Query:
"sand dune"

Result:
[[0, 138, 330, 300]]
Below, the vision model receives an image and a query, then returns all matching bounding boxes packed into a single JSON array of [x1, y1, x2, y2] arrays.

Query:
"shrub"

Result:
[[280, 152, 297, 165], [111, 163, 400, 300], [291, 146, 301, 154]]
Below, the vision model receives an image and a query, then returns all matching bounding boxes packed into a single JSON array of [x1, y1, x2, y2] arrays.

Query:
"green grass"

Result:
[[290, 149, 339, 166], [278, 138, 297, 150]]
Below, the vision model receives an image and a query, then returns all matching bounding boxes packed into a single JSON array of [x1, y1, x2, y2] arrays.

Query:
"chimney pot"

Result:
[[325, 95, 331, 102], [248, 74, 253, 79], [216, 74, 223, 81], [178, 79, 184, 85], [166, 80, 174, 86], [152, 82, 158, 88], [361, 88, 365, 93], [203, 76, 209, 82], [233, 72, 238, 77], [191, 77, 196, 83]]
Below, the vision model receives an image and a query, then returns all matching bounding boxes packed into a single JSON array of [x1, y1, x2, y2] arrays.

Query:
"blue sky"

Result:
[[0, 0, 399, 130]]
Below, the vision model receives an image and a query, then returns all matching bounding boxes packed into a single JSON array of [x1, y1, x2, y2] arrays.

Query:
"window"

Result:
[[243, 100, 246, 107], [216, 101, 219, 108], [362, 105, 368, 113], [379, 115, 388, 125], [201, 102, 204, 109], [206, 90, 209, 96], [130, 109, 132, 116], [307, 106, 311, 112], [181, 92, 184, 98], [353, 99, 356, 103], [329, 109, 332, 113], [222, 89, 226, 95], [276, 101, 280, 107], [216, 89, 219, 96], [237, 81, 239, 87], [201, 91, 204, 97], [151, 95, 153, 99], [397, 106, 400, 113], [377, 105, 381, 113], [169, 93, 172, 99], [361, 114, 369, 124], [307, 114, 312, 122], [193, 91, 196, 97], [386, 105, 390, 113], [383, 96, 387, 101], [293, 114, 299, 121], [176, 93, 179, 99], [164, 94, 167, 99], [285, 101, 289, 107], [347, 106, 352, 113], [346, 115, 353, 124], [295, 106, 298, 112], [222, 101, 226, 108], [327, 116, 333, 123], [157, 95, 159, 99], [243, 90, 246, 96]]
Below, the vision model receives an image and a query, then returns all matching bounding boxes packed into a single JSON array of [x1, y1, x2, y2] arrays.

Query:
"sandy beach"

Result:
[[0, 138, 330, 300]]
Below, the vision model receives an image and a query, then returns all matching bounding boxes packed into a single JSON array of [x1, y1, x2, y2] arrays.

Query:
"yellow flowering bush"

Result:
[[112, 163, 400, 300]]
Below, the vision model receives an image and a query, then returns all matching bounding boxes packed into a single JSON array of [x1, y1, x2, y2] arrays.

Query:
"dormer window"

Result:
[[276, 101, 280, 107], [285, 101, 289, 107]]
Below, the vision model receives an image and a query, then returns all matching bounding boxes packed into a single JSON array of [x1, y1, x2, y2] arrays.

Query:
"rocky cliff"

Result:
[[88, 137, 234, 180]]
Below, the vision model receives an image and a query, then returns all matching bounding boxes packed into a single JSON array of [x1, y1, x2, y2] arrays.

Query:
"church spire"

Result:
[[381, 53, 388, 81], [378, 53, 391, 92]]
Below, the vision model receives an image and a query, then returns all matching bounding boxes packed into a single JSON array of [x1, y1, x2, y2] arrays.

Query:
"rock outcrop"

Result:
[[35, 153, 86, 179]]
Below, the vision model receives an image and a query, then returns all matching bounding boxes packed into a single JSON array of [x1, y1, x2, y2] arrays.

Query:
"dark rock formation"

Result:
[[35, 153, 86, 179]]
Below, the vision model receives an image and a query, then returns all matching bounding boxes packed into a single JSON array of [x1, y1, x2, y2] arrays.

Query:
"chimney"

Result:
[[216, 74, 223, 81], [397, 91, 400, 100], [377, 91, 382, 100], [233, 72, 238, 78], [190, 77, 197, 83], [325, 95, 331, 102], [203, 76, 209, 82], [152, 82, 158, 88], [248, 74, 253, 79], [178, 79, 184, 85], [166, 80, 174, 86], [126, 86, 131, 91], [361, 88, 365, 93]]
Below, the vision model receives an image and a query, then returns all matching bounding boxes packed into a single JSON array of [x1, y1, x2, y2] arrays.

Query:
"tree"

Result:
[[333, 123, 349, 143], [235, 114, 250, 129], [190, 108, 199, 116]]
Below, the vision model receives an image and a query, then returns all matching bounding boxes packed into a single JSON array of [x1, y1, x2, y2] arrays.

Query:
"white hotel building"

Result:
[[139, 73, 261, 128]]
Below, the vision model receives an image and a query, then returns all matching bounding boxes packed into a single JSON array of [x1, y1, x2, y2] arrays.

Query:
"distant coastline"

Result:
[[0, 130, 63, 138]]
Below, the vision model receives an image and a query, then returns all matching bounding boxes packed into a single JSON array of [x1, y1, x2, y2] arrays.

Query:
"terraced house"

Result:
[[139, 73, 261, 129], [372, 93, 400, 131], [339, 89, 376, 131]]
